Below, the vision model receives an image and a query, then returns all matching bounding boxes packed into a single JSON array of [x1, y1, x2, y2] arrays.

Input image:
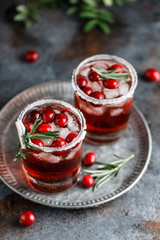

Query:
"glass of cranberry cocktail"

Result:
[[15, 99, 86, 193], [72, 54, 138, 144]]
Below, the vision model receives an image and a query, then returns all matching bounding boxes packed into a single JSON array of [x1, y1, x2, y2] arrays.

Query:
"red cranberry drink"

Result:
[[72, 54, 138, 144], [15, 99, 86, 193]]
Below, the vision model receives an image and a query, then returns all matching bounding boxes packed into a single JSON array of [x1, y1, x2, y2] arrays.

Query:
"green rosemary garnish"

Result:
[[84, 154, 134, 191], [92, 67, 131, 82], [14, 119, 59, 161]]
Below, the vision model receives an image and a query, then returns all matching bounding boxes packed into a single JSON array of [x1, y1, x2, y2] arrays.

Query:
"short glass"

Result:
[[15, 99, 86, 193], [72, 54, 138, 144]]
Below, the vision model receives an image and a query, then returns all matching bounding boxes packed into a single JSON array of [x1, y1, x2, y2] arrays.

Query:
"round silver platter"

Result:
[[0, 81, 152, 209]]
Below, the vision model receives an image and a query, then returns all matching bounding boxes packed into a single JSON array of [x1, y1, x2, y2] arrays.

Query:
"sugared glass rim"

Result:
[[72, 54, 138, 105], [15, 99, 86, 153]]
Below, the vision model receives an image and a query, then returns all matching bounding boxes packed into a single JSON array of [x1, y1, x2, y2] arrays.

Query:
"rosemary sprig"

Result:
[[92, 67, 131, 82], [84, 154, 134, 191], [14, 119, 59, 161]]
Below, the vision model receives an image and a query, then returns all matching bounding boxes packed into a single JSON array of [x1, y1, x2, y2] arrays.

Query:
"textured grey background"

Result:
[[0, 0, 160, 239]]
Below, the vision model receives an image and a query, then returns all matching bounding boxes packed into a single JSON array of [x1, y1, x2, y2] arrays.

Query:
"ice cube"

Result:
[[85, 105, 105, 116], [59, 127, 70, 139], [42, 139, 53, 147], [88, 81, 102, 92], [35, 152, 60, 163], [118, 81, 129, 96], [103, 88, 119, 99], [79, 66, 90, 77], [110, 108, 123, 117], [93, 61, 108, 70]]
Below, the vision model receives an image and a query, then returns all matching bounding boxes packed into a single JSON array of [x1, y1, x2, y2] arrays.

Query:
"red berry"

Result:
[[66, 132, 79, 148], [145, 68, 160, 82], [38, 123, 52, 133], [88, 71, 99, 81], [109, 64, 124, 73], [25, 50, 39, 63], [31, 139, 44, 153], [31, 110, 41, 123], [42, 108, 55, 123], [19, 211, 35, 227], [90, 91, 104, 100], [84, 152, 96, 166], [77, 76, 87, 88], [82, 175, 94, 188], [82, 86, 93, 96], [54, 113, 68, 127], [103, 79, 119, 89], [23, 122, 33, 132], [52, 137, 67, 155]]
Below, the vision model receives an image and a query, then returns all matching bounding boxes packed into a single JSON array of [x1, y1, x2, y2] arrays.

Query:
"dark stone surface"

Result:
[[0, 0, 160, 239]]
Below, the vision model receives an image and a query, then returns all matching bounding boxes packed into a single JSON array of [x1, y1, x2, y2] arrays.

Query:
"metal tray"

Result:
[[0, 81, 152, 208]]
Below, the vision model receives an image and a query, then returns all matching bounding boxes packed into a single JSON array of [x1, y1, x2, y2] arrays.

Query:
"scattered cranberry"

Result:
[[52, 137, 67, 155], [84, 152, 96, 166], [77, 76, 87, 88], [31, 139, 44, 153], [42, 108, 55, 123], [82, 86, 93, 96], [109, 64, 123, 72], [103, 79, 119, 89], [25, 50, 39, 63], [23, 122, 33, 132], [66, 132, 79, 148], [31, 110, 41, 123], [19, 211, 35, 227], [54, 113, 68, 127], [90, 91, 105, 100], [82, 175, 94, 188], [145, 68, 160, 82], [88, 71, 99, 81], [38, 123, 52, 133]]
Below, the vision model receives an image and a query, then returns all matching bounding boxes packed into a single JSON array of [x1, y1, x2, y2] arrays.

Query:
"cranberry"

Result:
[[42, 108, 55, 123], [19, 211, 35, 227], [66, 132, 80, 148], [25, 50, 39, 63], [54, 113, 68, 127], [145, 68, 160, 82], [82, 175, 94, 188], [38, 123, 52, 133], [31, 110, 41, 123], [109, 64, 124, 73], [84, 152, 96, 166], [82, 86, 93, 96], [90, 91, 105, 100], [31, 139, 44, 153], [23, 122, 33, 132], [77, 76, 87, 88], [103, 79, 118, 89], [52, 137, 67, 155], [88, 71, 99, 81]]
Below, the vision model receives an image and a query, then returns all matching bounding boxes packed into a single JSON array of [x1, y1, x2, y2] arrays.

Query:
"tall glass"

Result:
[[72, 54, 138, 144], [16, 99, 86, 193]]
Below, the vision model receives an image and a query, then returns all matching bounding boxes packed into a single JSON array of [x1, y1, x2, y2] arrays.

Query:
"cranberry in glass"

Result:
[[42, 108, 55, 123], [103, 79, 119, 89], [38, 123, 52, 133], [52, 137, 67, 155], [54, 113, 68, 127], [77, 76, 87, 88]]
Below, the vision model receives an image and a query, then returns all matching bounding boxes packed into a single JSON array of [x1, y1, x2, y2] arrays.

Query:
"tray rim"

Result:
[[0, 81, 152, 209]]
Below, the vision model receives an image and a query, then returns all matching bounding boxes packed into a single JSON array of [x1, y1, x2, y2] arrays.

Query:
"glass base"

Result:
[[22, 165, 79, 193]]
